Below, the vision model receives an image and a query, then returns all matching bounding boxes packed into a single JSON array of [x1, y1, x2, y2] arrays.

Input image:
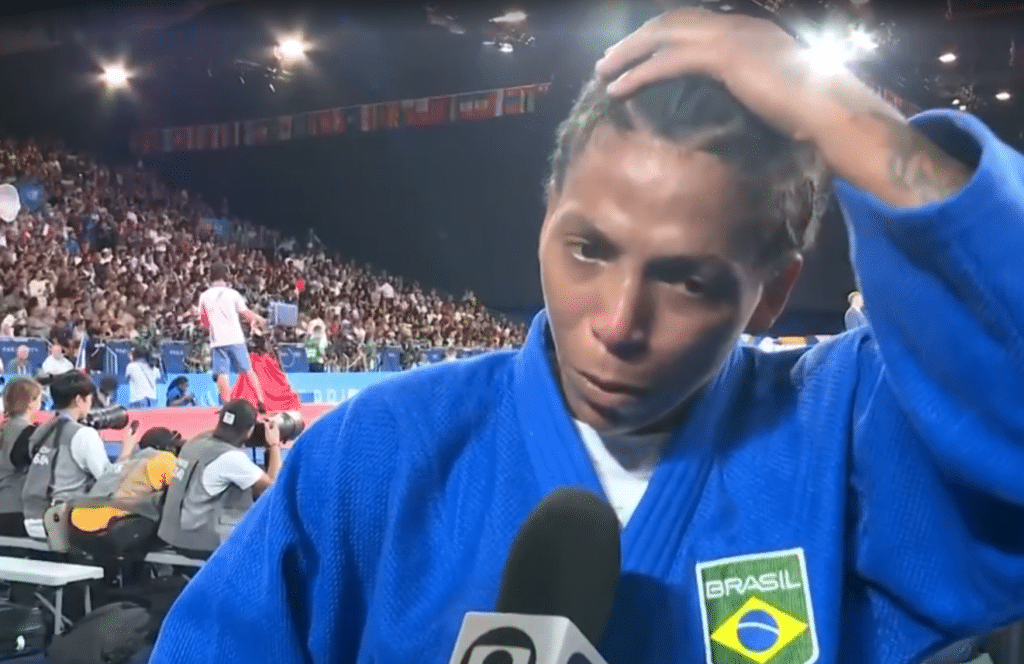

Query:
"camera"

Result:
[[247, 410, 305, 447], [83, 405, 131, 431]]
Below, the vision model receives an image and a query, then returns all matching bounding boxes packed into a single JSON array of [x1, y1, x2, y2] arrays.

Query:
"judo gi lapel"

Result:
[[513, 311, 607, 502], [620, 346, 746, 578], [513, 310, 750, 578]]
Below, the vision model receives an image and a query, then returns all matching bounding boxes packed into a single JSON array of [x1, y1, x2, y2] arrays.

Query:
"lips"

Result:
[[577, 370, 649, 399]]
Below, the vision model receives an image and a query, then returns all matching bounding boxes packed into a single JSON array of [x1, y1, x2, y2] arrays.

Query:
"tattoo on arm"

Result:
[[822, 73, 973, 206], [870, 111, 973, 205]]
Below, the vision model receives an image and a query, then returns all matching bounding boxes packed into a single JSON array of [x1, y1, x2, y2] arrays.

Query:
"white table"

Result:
[[144, 549, 204, 568], [0, 535, 49, 552], [0, 556, 103, 634], [0, 534, 204, 567]]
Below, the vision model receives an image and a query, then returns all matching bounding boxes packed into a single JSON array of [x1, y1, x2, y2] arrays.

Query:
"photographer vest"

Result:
[[0, 415, 31, 514], [22, 415, 89, 521], [158, 435, 254, 553], [71, 448, 168, 526]]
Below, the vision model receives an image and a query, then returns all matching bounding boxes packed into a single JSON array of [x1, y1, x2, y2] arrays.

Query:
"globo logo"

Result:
[[460, 626, 537, 664]]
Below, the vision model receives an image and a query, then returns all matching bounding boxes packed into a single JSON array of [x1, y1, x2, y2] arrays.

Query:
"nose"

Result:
[[590, 272, 650, 361]]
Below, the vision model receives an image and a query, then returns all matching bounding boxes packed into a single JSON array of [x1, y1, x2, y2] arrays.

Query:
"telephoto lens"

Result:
[[83, 405, 130, 430], [247, 410, 306, 447]]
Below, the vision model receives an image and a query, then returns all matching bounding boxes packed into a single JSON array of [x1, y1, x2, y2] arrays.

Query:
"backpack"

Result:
[[46, 601, 151, 664], [0, 600, 47, 660]]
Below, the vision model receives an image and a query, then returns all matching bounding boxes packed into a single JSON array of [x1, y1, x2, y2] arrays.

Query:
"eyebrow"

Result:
[[562, 215, 735, 276]]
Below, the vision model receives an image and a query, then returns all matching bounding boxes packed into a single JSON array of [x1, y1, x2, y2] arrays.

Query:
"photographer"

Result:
[[69, 427, 183, 561], [157, 399, 280, 559], [22, 371, 138, 540]]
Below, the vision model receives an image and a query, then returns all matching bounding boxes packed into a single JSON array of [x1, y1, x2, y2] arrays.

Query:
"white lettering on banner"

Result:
[[704, 571, 802, 599], [313, 390, 323, 403], [32, 453, 49, 466]]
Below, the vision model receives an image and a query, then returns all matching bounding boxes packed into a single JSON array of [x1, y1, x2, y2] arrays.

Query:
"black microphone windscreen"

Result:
[[494, 487, 621, 646]]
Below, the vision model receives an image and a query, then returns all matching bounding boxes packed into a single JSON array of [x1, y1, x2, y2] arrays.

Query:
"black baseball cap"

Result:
[[138, 427, 183, 452], [216, 399, 258, 436]]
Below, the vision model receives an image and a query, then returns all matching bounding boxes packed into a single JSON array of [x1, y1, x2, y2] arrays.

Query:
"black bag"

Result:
[[0, 600, 48, 660], [46, 601, 150, 664], [99, 575, 188, 641]]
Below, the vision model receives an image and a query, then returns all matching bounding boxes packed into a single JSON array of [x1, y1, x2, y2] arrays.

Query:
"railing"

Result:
[[2, 334, 841, 380]]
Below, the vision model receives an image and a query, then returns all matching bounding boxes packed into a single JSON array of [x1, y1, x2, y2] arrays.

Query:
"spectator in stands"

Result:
[[165, 376, 195, 407], [0, 308, 15, 338], [0, 378, 42, 536], [21, 371, 137, 539], [0, 137, 528, 374], [40, 339, 73, 377], [125, 345, 160, 409], [23, 298, 48, 339], [4, 345, 33, 376], [94, 375, 119, 408], [198, 263, 267, 411], [157, 399, 280, 559], [845, 291, 867, 330], [305, 322, 328, 373]]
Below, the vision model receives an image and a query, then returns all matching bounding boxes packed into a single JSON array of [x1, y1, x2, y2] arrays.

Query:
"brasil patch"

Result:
[[695, 548, 818, 664]]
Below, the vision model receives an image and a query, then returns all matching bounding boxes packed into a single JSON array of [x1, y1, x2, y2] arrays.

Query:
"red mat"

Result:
[[32, 403, 336, 443]]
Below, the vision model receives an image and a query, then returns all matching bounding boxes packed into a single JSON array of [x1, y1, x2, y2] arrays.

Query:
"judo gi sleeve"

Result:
[[835, 109, 1024, 638], [149, 395, 398, 664]]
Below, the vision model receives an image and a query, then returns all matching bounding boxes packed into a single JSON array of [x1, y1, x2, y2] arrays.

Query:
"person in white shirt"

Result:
[[40, 342, 74, 378], [198, 262, 267, 410], [40, 341, 74, 410], [125, 346, 160, 409], [22, 371, 137, 539]]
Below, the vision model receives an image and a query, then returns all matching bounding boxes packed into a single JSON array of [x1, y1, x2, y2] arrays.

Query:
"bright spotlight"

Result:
[[939, 52, 957, 63], [996, 91, 1011, 101], [849, 27, 877, 52], [278, 37, 305, 61], [102, 66, 128, 88], [498, 42, 514, 54], [491, 10, 527, 24], [803, 33, 852, 75]]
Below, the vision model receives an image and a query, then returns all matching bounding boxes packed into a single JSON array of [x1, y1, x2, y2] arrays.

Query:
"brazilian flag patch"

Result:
[[696, 548, 818, 664]]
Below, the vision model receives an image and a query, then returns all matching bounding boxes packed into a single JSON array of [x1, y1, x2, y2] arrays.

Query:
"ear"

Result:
[[745, 256, 803, 335]]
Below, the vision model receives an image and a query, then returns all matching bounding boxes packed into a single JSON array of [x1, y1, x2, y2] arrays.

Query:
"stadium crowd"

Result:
[[0, 138, 526, 375]]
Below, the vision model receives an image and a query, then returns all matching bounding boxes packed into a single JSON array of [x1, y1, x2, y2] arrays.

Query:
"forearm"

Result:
[[808, 76, 973, 208], [265, 445, 283, 480]]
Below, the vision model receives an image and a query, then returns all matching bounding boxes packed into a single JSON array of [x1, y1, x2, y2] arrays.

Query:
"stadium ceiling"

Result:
[[0, 0, 1019, 146]]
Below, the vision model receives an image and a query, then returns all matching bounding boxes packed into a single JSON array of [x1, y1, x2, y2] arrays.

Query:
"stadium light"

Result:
[[101, 66, 129, 88], [939, 52, 957, 63], [491, 10, 527, 24], [498, 42, 514, 54], [803, 33, 852, 74], [277, 37, 305, 62], [848, 27, 877, 51], [996, 91, 1011, 101]]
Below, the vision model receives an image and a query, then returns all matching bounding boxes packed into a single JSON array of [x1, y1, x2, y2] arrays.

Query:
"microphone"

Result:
[[448, 487, 621, 664]]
